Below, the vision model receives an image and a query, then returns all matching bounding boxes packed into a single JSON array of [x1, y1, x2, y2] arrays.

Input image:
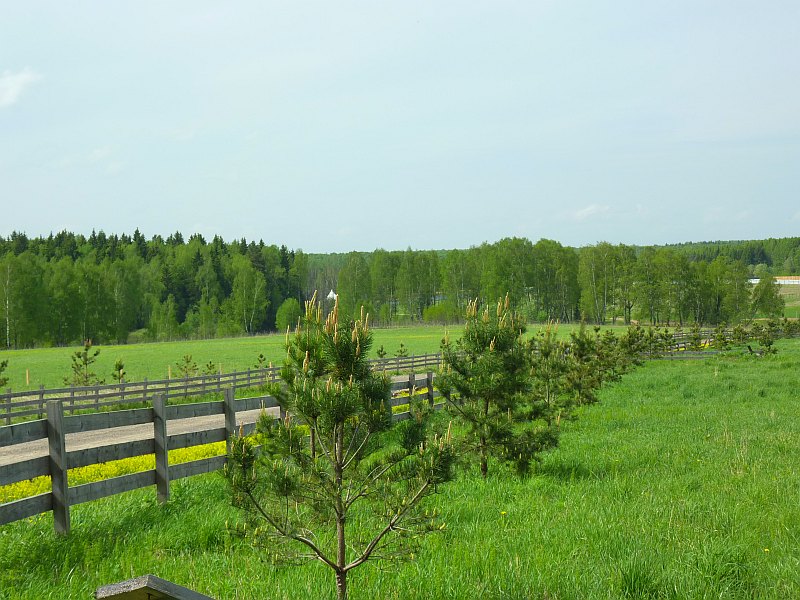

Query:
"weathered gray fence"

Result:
[[2, 354, 442, 425], [1, 330, 730, 425], [0, 371, 440, 534]]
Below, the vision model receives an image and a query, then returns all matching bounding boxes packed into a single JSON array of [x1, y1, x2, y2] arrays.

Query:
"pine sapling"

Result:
[[226, 294, 454, 600]]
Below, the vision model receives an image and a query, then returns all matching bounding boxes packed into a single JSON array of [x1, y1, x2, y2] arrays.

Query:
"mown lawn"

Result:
[[2, 339, 796, 599]]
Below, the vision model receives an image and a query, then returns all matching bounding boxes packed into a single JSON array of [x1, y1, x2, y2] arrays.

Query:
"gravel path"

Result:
[[0, 408, 274, 469]]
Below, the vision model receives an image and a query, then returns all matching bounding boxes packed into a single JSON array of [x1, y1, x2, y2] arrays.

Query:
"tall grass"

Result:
[[2, 341, 797, 598]]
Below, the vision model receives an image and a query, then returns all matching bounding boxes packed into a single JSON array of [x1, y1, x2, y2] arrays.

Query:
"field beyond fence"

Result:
[[2, 354, 441, 425], [2, 327, 733, 426]]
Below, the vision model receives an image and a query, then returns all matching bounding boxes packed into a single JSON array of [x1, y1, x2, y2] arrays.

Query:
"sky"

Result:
[[1, 2, 799, 253]]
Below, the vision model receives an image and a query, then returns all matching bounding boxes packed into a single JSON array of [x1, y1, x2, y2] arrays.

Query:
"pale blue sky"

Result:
[[1, 2, 798, 252]]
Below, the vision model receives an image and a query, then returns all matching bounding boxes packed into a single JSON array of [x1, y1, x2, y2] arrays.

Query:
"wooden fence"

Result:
[[2, 354, 442, 425], [2, 331, 731, 425], [0, 372, 440, 534]]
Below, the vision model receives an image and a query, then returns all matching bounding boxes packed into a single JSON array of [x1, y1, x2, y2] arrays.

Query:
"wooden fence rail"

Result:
[[0, 371, 440, 534], [2, 354, 442, 425], [1, 330, 736, 425]]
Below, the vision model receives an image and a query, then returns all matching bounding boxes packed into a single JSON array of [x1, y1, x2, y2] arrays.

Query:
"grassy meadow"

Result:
[[779, 285, 800, 319], [2, 339, 799, 598], [0, 323, 624, 391], [0, 326, 455, 391]]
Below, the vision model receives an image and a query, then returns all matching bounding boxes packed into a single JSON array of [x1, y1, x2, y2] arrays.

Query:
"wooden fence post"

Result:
[[408, 373, 415, 399], [223, 387, 237, 455], [5, 388, 11, 425], [426, 371, 434, 407], [46, 400, 70, 535], [38, 385, 45, 419], [153, 394, 170, 504]]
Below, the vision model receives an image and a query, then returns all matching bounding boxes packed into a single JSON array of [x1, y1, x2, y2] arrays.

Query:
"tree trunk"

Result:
[[480, 397, 489, 478], [335, 569, 348, 600], [4, 263, 11, 349], [479, 436, 488, 479], [335, 423, 347, 597]]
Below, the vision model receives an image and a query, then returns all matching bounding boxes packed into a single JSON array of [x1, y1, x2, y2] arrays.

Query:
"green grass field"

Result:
[[0, 323, 621, 391], [779, 285, 800, 319], [2, 339, 798, 598], [0, 326, 456, 391]]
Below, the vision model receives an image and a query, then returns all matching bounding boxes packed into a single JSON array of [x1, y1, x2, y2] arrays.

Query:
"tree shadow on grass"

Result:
[[0, 476, 234, 590], [536, 459, 608, 482]]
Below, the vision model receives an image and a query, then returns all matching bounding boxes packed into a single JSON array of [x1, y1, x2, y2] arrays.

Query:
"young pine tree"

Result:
[[64, 340, 104, 386], [530, 323, 609, 429], [226, 295, 454, 600], [174, 355, 197, 378], [111, 358, 126, 384], [438, 296, 558, 479], [528, 324, 573, 426]]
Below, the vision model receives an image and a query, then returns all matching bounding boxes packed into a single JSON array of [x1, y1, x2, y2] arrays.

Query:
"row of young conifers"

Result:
[[224, 295, 796, 600]]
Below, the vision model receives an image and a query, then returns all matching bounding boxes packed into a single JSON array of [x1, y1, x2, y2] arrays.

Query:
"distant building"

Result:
[[748, 276, 800, 285], [775, 276, 800, 285]]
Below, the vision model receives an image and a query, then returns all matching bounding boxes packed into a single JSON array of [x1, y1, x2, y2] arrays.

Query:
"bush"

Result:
[[126, 328, 150, 344], [422, 302, 461, 324], [275, 297, 302, 332]]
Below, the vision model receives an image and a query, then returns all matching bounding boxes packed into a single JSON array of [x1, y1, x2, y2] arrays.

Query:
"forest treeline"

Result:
[[0, 230, 797, 349]]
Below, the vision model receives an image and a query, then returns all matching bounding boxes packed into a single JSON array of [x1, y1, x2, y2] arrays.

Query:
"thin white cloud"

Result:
[[52, 146, 126, 175], [572, 204, 610, 221], [88, 146, 112, 164], [0, 67, 42, 108], [704, 206, 752, 224]]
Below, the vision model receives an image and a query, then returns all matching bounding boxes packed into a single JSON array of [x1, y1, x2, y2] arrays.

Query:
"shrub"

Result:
[[274, 297, 302, 332]]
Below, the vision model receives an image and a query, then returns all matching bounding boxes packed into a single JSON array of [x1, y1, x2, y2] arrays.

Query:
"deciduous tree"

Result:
[[751, 276, 784, 318]]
